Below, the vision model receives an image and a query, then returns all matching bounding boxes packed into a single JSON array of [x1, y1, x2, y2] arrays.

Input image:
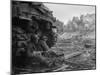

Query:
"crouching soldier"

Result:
[[33, 35, 64, 68]]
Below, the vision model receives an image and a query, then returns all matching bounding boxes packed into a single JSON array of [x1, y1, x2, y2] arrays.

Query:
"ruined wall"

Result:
[[12, 1, 58, 69]]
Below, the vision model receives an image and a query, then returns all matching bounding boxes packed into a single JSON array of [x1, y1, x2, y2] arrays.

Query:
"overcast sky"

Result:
[[44, 3, 95, 25]]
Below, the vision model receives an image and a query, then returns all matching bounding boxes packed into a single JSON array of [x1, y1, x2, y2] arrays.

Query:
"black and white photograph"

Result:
[[11, 0, 96, 74]]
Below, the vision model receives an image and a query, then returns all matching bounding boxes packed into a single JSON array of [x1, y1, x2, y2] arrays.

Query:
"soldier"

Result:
[[27, 20, 39, 33], [45, 26, 57, 48], [38, 35, 49, 51], [27, 30, 42, 57]]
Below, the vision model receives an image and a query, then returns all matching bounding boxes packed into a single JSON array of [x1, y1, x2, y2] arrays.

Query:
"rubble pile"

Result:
[[12, 1, 64, 74]]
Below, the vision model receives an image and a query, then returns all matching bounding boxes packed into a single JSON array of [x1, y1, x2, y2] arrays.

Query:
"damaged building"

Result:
[[12, 1, 64, 74]]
